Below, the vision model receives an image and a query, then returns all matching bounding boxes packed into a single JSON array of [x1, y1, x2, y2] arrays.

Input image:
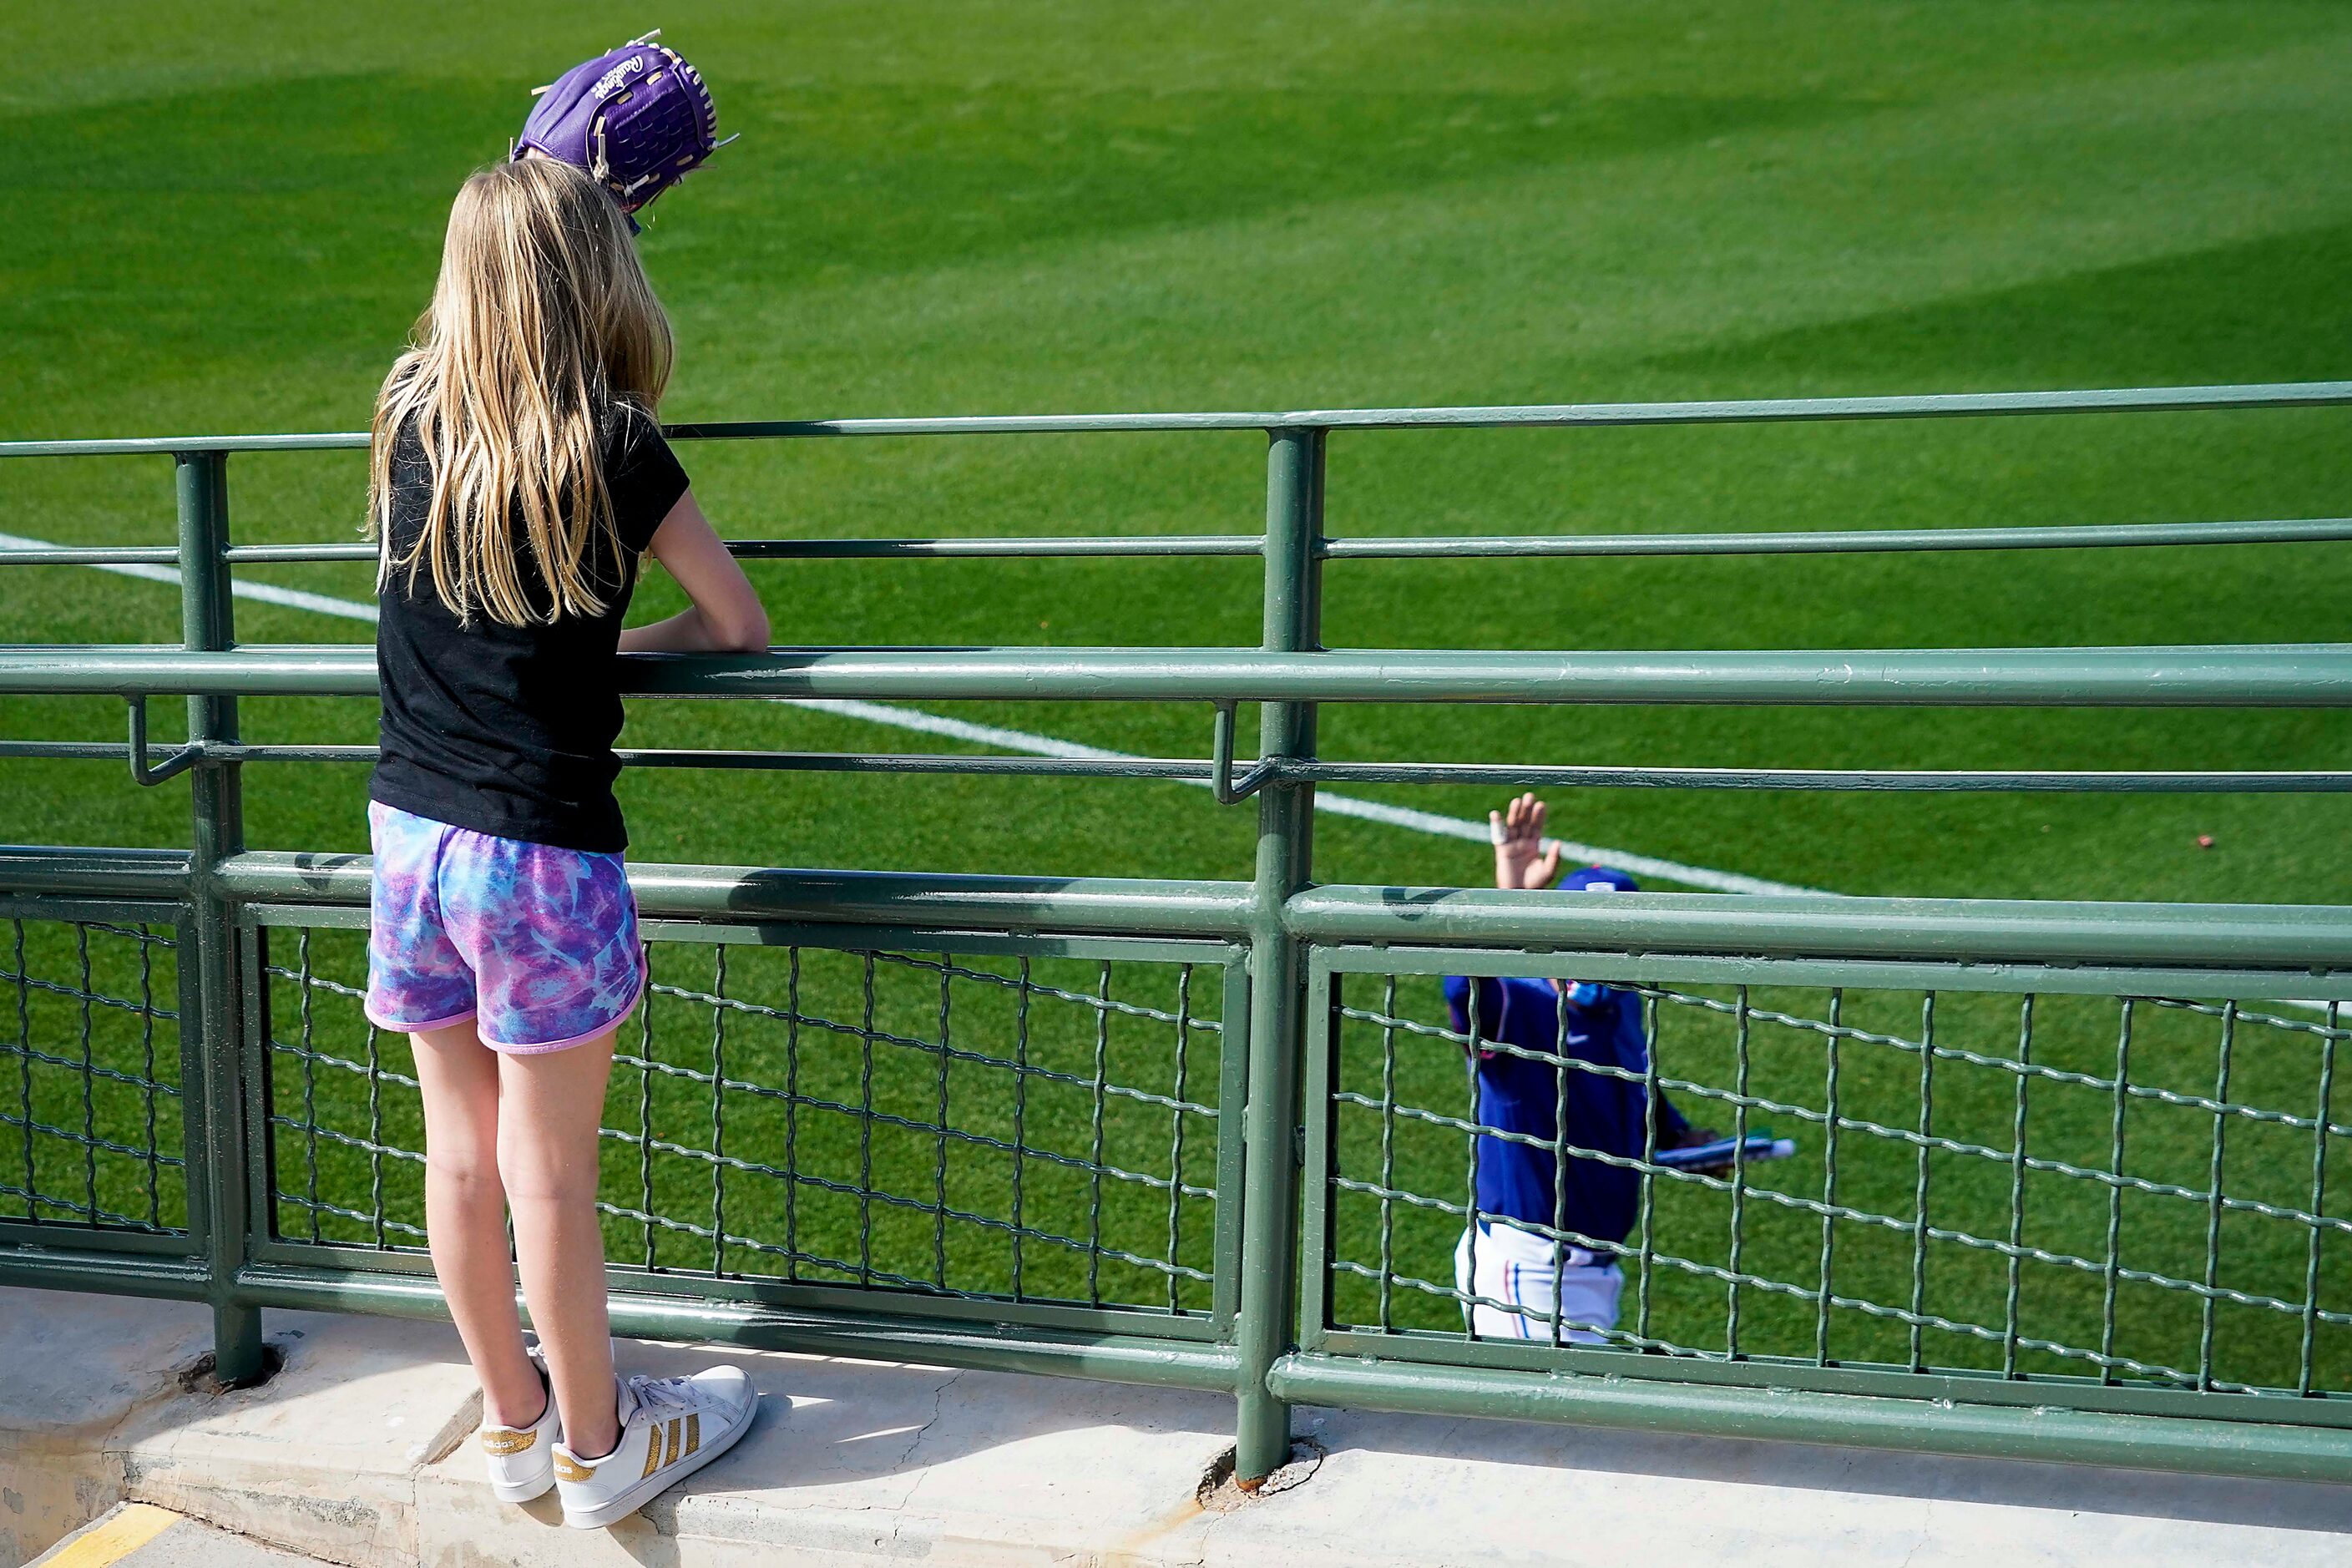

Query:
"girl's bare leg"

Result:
[[498, 1030, 621, 1459], [411, 1020, 542, 1428]]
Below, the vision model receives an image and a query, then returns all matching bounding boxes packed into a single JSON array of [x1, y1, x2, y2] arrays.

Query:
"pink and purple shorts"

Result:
[[364, 802, 645, 1053]]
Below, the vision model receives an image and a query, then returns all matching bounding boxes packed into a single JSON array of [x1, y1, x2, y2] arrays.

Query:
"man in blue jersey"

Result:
[[1445, 793, 1723, 1343]]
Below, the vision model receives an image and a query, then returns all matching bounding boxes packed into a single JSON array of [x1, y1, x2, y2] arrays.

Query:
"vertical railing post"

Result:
[[1234, 426, 1323, 1485], [177, 450, 264, 1384]]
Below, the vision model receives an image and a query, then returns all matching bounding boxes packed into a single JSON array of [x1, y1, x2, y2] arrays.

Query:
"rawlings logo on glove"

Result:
[[590, 55, 648, 100], [512, 30, 735, 227]]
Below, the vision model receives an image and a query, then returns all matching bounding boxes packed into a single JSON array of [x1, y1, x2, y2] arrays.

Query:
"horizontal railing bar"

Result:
[[0, 741, 278, 765], [1308, 1322, 2352, 1427], [614, 748, 1211, 778], [222, 543, 375, 563], [1323, 516, 2352, 559], [0, 739, 1227, 781], [12, 516, 2342, 573], [213, 850, 1256, 938], [0, 541, 368, 566], [1287, 885, 2352, 968], [1357, 942, 2352, 1004], [220, 538, 1265, 564], [12, 738, 2349, 794], [727, 535, 1264, 559], [3, 382, 2347, 459], [669, 382, 2352, 437], [18, 518, 2347, 572], [1262, 382, 2352, 431], [1276, 761, 2352, 792], [235, 1262, 1241, 1391], [5, 643, 2348, 706], [0, 544, 184, 566], [1264, 1353, 2352, 1484], [0, 844, 191, 898], [0, 433, 369, 457], [0, 1243, 210, 1300], [10, 843, 2349, 970]]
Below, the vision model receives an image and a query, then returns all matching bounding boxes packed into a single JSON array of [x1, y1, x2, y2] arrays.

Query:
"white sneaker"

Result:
[[551, 1366, 757, 1530], [479, 1351, 562, 1504]]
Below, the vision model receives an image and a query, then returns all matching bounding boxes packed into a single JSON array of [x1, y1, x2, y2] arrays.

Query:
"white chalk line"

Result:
[[778, 696, 1823, 894], [0, 532, 382, 624], [3, 528, 1824, 895]]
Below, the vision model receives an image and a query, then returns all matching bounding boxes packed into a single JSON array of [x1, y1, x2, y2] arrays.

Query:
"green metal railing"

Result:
[[3, 382, 2351, 1488]]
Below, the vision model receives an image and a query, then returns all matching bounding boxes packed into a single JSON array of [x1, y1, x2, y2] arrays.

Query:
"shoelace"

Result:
[[628, 1373, 706, 1421]]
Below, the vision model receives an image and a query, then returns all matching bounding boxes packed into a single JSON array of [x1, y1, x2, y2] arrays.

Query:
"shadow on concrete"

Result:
[[1295, 1402, 2352, 1536], [597, 1330, 1232, 1505], [3, 1283, 1233, 1561]]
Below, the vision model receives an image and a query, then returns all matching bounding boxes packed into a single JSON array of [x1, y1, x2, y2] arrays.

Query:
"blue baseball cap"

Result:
[[1556, 867, 1635, 1006]]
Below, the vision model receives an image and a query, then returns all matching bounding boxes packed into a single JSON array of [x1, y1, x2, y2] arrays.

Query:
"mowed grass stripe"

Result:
[[661, 34, 2352, 417]]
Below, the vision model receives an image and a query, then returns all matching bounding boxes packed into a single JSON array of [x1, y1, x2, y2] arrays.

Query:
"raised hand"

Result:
[[1490, 792, 1564, 891]]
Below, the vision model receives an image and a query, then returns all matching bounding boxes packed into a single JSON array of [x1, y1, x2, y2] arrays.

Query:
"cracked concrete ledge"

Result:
[[6, 1285, 2350, 1568]]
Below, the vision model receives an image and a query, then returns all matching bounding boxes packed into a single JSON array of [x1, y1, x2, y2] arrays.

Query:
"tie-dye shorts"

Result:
[[364, 802, 645, 1053]]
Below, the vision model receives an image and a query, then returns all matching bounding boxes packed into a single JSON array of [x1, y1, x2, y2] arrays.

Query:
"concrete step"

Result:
[[31, 1505, 324, 1567], [4, 1284, 2348, 1568]]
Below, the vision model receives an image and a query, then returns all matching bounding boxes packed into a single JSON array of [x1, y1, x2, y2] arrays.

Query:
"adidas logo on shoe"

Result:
[[479, 1350, 562, 1504]]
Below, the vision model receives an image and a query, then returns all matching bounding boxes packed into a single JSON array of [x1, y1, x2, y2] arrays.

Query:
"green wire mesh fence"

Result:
[[257, 922, 1231, 1320], [1313, 968, 2348, 1399], [1, 913, 185, 1237], [8, 382, 2352, 1482]]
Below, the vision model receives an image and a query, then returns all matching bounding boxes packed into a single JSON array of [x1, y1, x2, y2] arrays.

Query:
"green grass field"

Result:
[[6, 3, 2350, 1393]]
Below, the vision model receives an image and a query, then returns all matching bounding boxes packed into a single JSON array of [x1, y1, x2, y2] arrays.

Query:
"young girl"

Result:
[[362, 157, 771, 1530]]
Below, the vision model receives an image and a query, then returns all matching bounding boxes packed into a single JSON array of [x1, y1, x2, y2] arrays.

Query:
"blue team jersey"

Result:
[[1444, 975, 1689, 1245]]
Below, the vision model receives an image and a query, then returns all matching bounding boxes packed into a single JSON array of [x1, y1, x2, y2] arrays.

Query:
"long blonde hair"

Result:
[[368, 158, 674, 625]]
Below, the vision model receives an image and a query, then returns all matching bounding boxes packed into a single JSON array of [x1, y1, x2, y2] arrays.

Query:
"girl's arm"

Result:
[[618, 489, 771, 654]]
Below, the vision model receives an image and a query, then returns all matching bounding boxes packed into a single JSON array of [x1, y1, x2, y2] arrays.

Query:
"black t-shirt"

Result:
[[369, 407, 690, 852]]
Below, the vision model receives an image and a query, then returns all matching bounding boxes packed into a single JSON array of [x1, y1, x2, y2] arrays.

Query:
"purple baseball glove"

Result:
[[512, 30, 733, 222]]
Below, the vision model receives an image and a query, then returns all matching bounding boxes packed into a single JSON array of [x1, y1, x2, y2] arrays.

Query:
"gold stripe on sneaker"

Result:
[[481, 1426, 537, 1454], [685, 1412, 701, 1457], [665, 1416, 682, 1467], [640, 1425, 664, 1479]]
